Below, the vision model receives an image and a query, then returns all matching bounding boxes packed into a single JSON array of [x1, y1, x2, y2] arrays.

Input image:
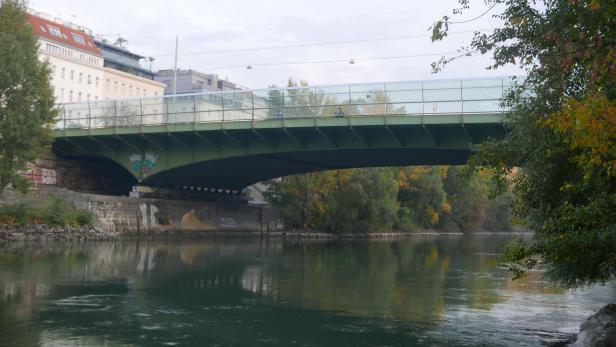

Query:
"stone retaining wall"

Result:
[[3, 186, 284, 234]]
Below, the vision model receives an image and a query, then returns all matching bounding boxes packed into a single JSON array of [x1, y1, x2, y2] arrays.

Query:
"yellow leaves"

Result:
[[590, 0, 601, 11], [427, 206, 440, 225], [442, 201, 452, 214], [544, 94, 616, 177], [398, 167, 432, 189]]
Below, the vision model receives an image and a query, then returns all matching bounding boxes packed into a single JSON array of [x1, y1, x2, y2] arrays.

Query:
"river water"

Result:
[[0, 234, 613, 346]]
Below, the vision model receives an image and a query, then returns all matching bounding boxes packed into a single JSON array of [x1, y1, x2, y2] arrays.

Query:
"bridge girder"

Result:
[[53, 114, 507, 190]]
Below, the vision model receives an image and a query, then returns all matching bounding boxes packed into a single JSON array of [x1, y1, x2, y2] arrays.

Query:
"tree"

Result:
[[432, 0, 616, 287], [323, 168, 399, 233], [0, 0, 57, 193], [397, 167, 449, 230]]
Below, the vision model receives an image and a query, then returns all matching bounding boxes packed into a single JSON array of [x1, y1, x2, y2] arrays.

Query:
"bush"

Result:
[[0, 196, 94, 227]]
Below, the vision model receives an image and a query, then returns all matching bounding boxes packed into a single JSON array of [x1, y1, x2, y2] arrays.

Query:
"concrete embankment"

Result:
[[1, 186, 284, 235]]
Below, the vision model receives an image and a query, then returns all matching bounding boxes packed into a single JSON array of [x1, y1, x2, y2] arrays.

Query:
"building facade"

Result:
[[27, 10, 164, 103], [94, 40, 165, 100], [27, 11, 105, 103]]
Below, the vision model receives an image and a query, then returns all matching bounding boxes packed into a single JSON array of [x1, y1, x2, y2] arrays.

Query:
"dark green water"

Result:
[[0, 234, 613, 346]]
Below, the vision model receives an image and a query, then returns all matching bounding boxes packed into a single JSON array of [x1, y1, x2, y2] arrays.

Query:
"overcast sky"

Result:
[[29, 0, 522, 89]]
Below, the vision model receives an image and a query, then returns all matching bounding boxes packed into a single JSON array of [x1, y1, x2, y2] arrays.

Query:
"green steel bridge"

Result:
[[53, 77, 513, 190]]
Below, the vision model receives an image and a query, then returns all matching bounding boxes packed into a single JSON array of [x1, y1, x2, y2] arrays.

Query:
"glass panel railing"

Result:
[[53, 76, 516, 130]]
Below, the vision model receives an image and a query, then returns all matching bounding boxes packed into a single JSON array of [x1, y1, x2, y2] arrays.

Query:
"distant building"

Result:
[[94, 40, 156, 79], [94, 40, 165, 100], [26, 9, 164, 103], [155, 69, 243, 95], [26, 10, 104, 103]]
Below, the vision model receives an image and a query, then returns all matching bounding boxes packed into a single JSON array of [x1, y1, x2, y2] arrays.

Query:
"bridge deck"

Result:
[[52, 77, 515, 190]]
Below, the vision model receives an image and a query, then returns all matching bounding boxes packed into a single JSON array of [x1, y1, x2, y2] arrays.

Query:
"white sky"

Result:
[[29, 0, 523, 89]]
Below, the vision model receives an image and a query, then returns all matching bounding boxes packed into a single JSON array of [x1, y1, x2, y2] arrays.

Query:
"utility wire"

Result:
[[199, 51, 462, 71], [154, 29, 491, 57], [447, 3, 498, 24]]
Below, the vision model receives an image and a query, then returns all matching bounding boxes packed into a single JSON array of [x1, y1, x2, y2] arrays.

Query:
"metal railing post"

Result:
[[63, 108, 67, 130], [421, 82, 425, 116], [281, 90, 285, 119], [383, 83, 388, 116], [139, 99, 144, 127], [501, 78, 505, 114], [113, 101, 118, 128], [87, 101, 92, 129], [460, 80, 464, 123], [251, 93, 255, 124], [348, 85, 352, 117], [192, 95, 197, 124], [221, 95, 225, 125]]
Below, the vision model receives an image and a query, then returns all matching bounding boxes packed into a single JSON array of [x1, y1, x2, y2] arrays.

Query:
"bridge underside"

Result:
[[53, 114, 507, 190], [144, 148, 472, 189]]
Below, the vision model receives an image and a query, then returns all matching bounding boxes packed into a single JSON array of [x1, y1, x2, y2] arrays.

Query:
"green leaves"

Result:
[[435, 0, 616, 287], [0, 196, 93, 227], [0, 0, 57, 193], [267, 166, 513, 234]]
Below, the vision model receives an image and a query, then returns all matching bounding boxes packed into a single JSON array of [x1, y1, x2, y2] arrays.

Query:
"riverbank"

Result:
[[0, 224, 119, 242], [0, 223, 530, 243]]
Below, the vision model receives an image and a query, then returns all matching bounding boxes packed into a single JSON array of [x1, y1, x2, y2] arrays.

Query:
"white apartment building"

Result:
[[27, 10, 164, 104], [27, 11, 105, 103]]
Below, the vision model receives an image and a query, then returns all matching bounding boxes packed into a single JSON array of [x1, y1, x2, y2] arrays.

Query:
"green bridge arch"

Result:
[[53, 77, 512, 190]]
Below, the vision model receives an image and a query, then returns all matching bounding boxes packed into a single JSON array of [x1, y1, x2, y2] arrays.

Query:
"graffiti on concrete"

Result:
[[23, 167, 57, 185], [129, 152, 158, 174], [88, 200, 133, 233], [139, 203, 160, 229]]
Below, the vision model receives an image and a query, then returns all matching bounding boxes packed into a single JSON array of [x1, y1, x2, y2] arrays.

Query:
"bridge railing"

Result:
[[54, 76, 515, 130]]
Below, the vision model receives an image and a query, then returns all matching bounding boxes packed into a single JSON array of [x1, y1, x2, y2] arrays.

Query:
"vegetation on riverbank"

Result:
[[432, 0, 616, 287], [266, 166, 514, 234], [0, 196, 93, 227], [0, 0, 57, 194]]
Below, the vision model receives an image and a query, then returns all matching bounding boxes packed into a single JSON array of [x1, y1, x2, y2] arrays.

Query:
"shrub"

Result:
[[0, 196, 93, 227]]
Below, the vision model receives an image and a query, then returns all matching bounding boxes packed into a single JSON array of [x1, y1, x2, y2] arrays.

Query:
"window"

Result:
[[121, 83, 125, 94], [114, 81, 118, 92], [71, 33, 86, 45], [79, 73, 83, 83], [60, 88, 65, 102], [129, 85, 133, 96], [51, 65, 56, 77], [61, 67, 65, 79], [78, 92, 82, 102], [87, 75, 91, 85], [70, 70, 74, 81], [69, 90, 73, 102], [95, 77, 99, 87], [47, 25, 63, 38], [86, 94, 90, 101], [95, 96, 98, 101]]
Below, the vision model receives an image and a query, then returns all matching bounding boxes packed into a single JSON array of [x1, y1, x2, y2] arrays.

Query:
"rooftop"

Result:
[[26, 12, 102, 56], [94, 39, 146, 60]]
